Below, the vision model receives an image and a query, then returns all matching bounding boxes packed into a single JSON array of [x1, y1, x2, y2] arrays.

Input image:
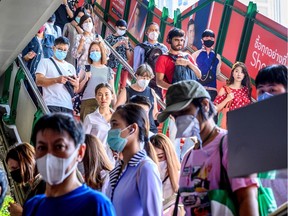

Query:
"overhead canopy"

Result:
[[0, 0, 61, 76]]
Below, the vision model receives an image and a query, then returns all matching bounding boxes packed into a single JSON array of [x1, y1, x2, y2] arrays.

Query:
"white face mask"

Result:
[[82, 22, 93, 32], [36, 146, 79, 185], [116, 28, 126, 36], [137, 79, 150, 89], [148, 31, 159, 41], [159, 160, 167, 181]]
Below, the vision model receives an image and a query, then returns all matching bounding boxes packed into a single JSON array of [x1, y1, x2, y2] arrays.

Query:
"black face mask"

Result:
[[10, 169, 23, 183], [203, 39, 214, 48]]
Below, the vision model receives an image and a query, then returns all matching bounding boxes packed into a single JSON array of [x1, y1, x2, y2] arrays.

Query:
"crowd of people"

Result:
[[0, 0, 287, 215]]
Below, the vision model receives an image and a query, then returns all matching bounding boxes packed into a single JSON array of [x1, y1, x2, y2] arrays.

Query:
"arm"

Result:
[[187, 60, 201, 78], [109, 78, 117, 107], [156, 72, 171, 90], [67, 75, 80, 92], [72, 34, 84, 59], [216, 54, 226, 82], [36, 73, 68, 87], [76, 70, 90, 93], [125, 39, 133, 62], [133, 46, 144, 71], [214, 87, 234, 112], [113, 88, 127, 110], [63, 0, 74, 19], [235, 186, 259, 216]]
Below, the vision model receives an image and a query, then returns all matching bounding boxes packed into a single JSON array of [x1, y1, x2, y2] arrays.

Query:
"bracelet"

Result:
[[125, 48, 129, 50]]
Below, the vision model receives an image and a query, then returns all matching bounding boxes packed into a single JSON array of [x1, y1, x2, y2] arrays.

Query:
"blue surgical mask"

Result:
[[89, 51, 101, 62], [257, 92, 273, 101], [75, 17, 81, 24], [175, 115, 202, 147], [54, 49, 67, 61], [107, 126, 131, 152]]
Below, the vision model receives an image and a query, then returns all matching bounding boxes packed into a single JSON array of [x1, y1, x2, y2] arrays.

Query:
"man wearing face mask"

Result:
[[192, 29, 223, 102], [23, 113, 116, 216], [45, 14, 62, 39], [106, 19, 133, 90], [35, 36, 79, 114], [157, 80, 259, 216]]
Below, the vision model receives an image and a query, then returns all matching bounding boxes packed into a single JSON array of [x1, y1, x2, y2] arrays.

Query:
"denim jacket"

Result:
[[22, 34, 55, 79]]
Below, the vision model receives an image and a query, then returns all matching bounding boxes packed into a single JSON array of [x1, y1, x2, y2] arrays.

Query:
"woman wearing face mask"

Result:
[[106, 103, 162, 216], [114, 63, 159, 134], [106, 19, 132, 90], [76, 41, 115, 121], [150, 133, 181, 216], [72, 14, 104, 70], [6, 143, 46, 216], [63, 7, 85, 67], [214, 62, 252, 129]]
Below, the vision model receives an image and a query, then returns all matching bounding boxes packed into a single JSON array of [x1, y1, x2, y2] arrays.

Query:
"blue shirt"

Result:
[[133, 41, 168, 71], [23, 184, 116, 216], [107, 149, 162, 216], [196, 49, 220, 88]]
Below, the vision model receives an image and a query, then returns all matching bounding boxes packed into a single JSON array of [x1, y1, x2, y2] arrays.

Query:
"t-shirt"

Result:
[[36, 58, 76, 110], [155, 53, 195, 84], [214, 86, 251, 111], [82, 66, 113, 100], [23, 184, 116, 216], [179, 129, 258, 216]]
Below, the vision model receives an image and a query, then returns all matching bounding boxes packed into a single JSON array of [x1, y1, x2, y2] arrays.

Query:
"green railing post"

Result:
[[158, 7, 169, 43], [236, 2, 257, 62], [123, 0, 132, 22], [3, 68, 26, 125], [114, 64, 123, 95], [215, 0, 235, 55], [162, 118, 169, 135], [173, 9, 181, 29], [0, 63, 13, 104], [143, 0, 156, 42]]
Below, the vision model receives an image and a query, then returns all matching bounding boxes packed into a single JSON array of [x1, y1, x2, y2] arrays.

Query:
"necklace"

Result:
[[202, 126, 217, 146]]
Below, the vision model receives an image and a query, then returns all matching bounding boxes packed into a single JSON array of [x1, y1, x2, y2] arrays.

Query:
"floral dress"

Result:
[[214, 86, 251, 111]]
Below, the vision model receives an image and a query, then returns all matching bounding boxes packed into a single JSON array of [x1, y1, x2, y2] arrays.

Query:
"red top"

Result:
[[214, 86, 251, 111]]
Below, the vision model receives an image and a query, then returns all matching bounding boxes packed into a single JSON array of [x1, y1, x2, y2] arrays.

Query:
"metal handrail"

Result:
[[94, 9, 166, 109], [17, 56, 50, 114]]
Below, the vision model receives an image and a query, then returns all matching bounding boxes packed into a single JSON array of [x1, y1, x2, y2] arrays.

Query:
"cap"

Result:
[[202, 29, 215, 38], [116, 19, 127, 28], [157, 80, 211, 123]]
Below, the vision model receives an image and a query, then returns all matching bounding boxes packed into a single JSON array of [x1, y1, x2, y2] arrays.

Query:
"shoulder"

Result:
[[24, 194, 45, 210], [218, 86, 227, 96], [192, 49, 201, 57], [138, 157, 158, 174]]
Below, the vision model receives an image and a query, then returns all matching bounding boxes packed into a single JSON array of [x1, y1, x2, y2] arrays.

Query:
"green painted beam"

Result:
[[114, 64, 123, 95], [3, 68, 26, 125], [143, 0, 155, 42], [0, 63, 13, 104], [158, 7, 169, 43]]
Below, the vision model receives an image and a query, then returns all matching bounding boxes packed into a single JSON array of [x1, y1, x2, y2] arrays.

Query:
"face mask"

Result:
[[89, 51, 101, 62], [175, 115, 202, 147], [148, 31, 159, 41], [47, 22, 55, 28], [10, 169, 23, 183], [107, 126, 132, 152], [82, 22, 93, 32], [257, 92, 273, 101], [137, 79, 150, 89], [159, 161, 167, 181], [54, 49, 67, 61], [203, 39, 214, 48], [36, 146, 79, 185], [116, 28, 126, 36], [75, 17, 81, 24]]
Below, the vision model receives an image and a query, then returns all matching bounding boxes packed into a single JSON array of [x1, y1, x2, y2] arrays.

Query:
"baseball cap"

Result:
[[157, 80, 211, 123], [202, 29, 215, 38]]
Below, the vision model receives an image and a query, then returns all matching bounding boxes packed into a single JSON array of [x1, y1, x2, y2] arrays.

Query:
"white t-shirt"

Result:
[[36, 57, 76, 110]]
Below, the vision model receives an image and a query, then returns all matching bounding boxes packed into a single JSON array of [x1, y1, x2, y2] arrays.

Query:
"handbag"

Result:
[[217, 86, 232, 129], [198, 54, 217, 86], [208, 135, 237, 216], [49, 58, 75, 98], [258, 180, 277, 216]]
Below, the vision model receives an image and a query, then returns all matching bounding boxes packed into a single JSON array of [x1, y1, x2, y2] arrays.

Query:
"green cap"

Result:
[[157, 80, 211, 123]]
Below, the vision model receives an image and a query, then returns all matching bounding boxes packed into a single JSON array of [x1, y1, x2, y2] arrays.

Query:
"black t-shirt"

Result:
[[54, 4, 73, 31]]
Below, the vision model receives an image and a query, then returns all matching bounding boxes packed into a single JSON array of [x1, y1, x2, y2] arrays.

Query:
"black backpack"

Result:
[[168, 54, 197, 83], [138, 43, 167, 72]]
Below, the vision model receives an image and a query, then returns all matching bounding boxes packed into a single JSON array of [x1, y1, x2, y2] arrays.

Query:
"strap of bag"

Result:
[[199, 53, 217, 82], [49, 57, 64, 76], [172, 190, 180, 216]]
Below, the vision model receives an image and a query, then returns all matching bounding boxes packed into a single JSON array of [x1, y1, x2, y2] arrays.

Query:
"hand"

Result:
[[57, 75, 68, 84], [86, 72, 91, 79], [67, 75, 80, 88], [62, 0, 68, 4], [80, 35, 86, 43], [25, 51, 36, 60], [226, 92, 234, 101], [9, 202, 23, 216], [175, 57, 190, 66]]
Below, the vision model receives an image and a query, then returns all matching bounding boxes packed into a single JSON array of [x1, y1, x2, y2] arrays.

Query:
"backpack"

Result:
[[168, 54, 197, 83], [138, 43, 167, 72]]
